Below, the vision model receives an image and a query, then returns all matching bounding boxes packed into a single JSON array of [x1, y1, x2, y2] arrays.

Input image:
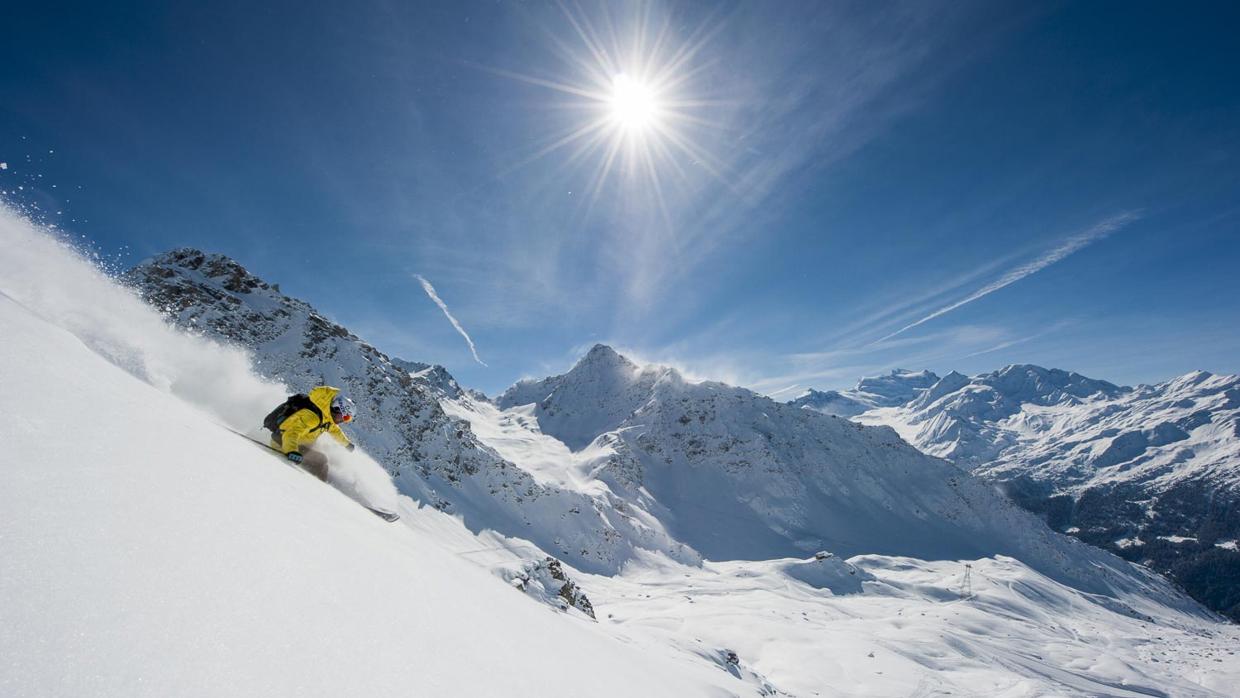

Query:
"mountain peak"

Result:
[[576, 344, 638, 371], [983, 364, 1125, 402], [796, 388, 838, 399], [497, 345, 675, 450], [136, 248, 274, 296]]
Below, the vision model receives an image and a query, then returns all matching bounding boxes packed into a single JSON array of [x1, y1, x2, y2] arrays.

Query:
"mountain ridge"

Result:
[[125, 248, 1198, 610]]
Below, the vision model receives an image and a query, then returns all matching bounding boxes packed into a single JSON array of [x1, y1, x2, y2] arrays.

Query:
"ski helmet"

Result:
[[331, 395, 357, 423]]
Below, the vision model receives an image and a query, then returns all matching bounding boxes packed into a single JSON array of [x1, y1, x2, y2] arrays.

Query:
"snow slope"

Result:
[[582, 553, 1240, 697], [5, 209, 1239, 696], [0, 208, 742, 697], [398, 501, 1240, 698]]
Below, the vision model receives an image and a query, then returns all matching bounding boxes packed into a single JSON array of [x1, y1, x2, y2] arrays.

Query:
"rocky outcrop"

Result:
[[508, 557, 596, 619]]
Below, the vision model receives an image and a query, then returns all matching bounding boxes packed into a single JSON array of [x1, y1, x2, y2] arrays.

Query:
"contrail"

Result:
[[415, 274, 487, 367], [875, 211, 1141, 344]]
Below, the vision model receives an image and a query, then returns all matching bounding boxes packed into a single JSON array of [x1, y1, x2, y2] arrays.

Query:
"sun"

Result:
[[608, 74, 660, 132], [485, 3, 727, 211]]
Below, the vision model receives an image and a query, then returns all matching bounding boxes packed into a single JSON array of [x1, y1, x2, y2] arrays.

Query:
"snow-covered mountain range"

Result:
[[496, 346, 1147, 590], [798, 364, 1240, 620], [0, 231, 1216, 695]]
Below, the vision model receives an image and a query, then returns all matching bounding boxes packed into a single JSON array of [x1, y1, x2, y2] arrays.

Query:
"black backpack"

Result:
[[263, 394, 324, 435]]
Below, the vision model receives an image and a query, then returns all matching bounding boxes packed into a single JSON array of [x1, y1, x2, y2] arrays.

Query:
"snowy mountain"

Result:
[[496, 347, 1179, 597], [5, 209, 1239, 696], [125, 249, 693, 575], [391, 357, 491, 402], [826, 364, 1240, 620], [789, 369, 939, 417], [391, 357, 468, 398]]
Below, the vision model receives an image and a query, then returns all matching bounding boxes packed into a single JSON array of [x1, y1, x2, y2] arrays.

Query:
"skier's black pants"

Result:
[[298, 446, 329, 481]]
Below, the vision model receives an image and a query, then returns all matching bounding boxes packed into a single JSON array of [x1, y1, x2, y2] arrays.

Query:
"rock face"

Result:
[[390, 358, 469, 400], [507, 557, 596, 619], [123, 249, 690, 575], [841, 364, 1240, 620], [125, 249, 495, 482]]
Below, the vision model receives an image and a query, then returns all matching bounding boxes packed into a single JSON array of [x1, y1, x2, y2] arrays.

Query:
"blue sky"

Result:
[[3, 1, 1238, 396]]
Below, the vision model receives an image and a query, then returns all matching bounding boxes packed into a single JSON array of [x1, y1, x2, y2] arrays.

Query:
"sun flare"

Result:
[[490, 4, 727, 210], [608, 74, 659, 132]]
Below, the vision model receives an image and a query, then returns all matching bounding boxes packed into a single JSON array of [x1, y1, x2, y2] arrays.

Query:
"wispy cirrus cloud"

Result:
[[874, 211, 1142, 343], [960, 320, 1074, 359], [415, 274, 488, 367]]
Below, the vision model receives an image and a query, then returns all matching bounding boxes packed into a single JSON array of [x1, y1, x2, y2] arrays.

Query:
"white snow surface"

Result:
[[4, 207, 1239, 697], [0, 208, 737, 697]]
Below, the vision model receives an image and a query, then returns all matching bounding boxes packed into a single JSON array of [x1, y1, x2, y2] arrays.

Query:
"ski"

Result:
[[225, 427, 400, 522], [364, 506, 401, 522]]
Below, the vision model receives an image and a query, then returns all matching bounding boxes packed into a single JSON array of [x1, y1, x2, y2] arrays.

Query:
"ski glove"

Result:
[[286, 452, 304, 464], [346, 443, 356, 452]]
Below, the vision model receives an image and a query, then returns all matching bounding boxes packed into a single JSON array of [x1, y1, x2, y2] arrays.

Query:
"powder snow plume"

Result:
[[0, 204, 396, 501], [415, 274, 487, 366], [0, 205, 283, 430]]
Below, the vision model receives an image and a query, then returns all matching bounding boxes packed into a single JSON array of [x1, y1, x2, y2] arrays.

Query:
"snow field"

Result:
[[582, 554, 1240, 697], [0, 209, 738, 697]]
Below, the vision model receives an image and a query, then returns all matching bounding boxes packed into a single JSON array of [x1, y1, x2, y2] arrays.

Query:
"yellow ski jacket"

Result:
[[272, 385, 352, 455]]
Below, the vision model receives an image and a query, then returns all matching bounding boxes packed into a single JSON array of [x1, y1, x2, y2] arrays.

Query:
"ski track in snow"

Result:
[[2, 204, 1239, 697]]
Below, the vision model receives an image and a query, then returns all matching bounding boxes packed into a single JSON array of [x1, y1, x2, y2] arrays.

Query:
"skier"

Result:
[[263, 386, 357, 481]]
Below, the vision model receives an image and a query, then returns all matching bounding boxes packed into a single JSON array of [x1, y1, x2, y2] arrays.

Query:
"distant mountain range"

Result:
[[788, 369, 939, 417], [795, 364, 1240, 619]]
